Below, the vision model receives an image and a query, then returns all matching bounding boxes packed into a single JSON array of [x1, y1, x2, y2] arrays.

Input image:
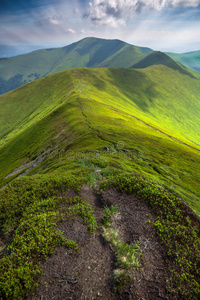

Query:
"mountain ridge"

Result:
[[131, 51, 198, 78], [1, 56, 200, 298], [0, 37, 153, 95], [2, 37, 199, 95], [167, 49, 200, 72], [1, 66, 200, 213]]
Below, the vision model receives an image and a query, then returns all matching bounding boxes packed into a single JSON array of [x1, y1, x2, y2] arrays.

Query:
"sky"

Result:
[[0, 0, 200, 57]]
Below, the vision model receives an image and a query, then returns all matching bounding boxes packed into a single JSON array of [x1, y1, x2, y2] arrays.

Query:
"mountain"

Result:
[[131, 51, 198, 78], [167, 50, 200, 72], [1, 66, 200, 209], [1, 37, 199, 96], [0, 66, 200, 299], [0, 37, 153, 95]]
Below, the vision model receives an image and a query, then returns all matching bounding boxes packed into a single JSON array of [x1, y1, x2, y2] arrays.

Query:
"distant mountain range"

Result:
[[0, 37, 199, 95], [167, 50, 200, 73]]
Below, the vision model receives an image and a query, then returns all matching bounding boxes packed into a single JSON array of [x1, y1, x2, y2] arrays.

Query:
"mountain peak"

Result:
[[131, 51, 197, 78], [0, 37, 153, 95]]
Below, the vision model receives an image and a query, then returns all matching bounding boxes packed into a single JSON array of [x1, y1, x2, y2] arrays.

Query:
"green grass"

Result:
[[0, 65, 200, 298], [103, 205, 118, 226], [132, 51, 199, 79], [103, 227, 141, 280], [71, 67, 200, 145], [0, 70, 74, 142], [0, 67, 200, 214], [2, 64, 200, 146], [0, 175, 97, 299], [102, 205, 141, 290]]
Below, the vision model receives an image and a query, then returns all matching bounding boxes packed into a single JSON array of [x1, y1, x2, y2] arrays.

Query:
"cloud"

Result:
[[80, 28, 96, 35], [49, 15, 63, 25], [86, 0, 200, 27], [36, 15, 63, 27], [66, 28, 76, 34], [74, 8, 80, 15], [169, 0, 200, 7]]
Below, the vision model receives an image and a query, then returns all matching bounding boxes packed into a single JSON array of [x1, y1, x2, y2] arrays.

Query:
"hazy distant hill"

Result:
[[167, 50, 200, 72], [0, 37, 153, 95]]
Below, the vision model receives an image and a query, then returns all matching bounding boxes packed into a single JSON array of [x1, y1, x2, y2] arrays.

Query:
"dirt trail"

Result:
[[29, 185, 115, 300], [101, 189, 171, 300], [29, 186, 172, 300]]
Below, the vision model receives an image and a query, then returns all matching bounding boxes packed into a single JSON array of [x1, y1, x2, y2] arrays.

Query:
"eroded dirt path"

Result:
[[29, 185, 115, 300], [101, 188, 170, 300], [29, 186, 171, 300]]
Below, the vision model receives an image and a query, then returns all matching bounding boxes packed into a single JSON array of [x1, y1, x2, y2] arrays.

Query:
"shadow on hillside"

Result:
[[107, 68, 159, 113]]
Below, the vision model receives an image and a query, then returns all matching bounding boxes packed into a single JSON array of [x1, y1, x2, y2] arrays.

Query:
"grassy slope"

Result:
[[132, 51, 200, 78], [70, 67, 200, 145], [2, 66, 200, 148], [167, 50, 200, 72], [1, 65, 200, 299], [0, 71, 74, 142], [0, 67, 200, 214], [0, 37, 152, 94]]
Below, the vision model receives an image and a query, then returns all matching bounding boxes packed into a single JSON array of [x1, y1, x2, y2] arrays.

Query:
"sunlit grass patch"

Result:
[[103, 227, 141, 271], [102, 205, 141, 288]]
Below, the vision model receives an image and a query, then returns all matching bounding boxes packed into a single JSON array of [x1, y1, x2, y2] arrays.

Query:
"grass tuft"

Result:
[[102, 205, 141, 289]]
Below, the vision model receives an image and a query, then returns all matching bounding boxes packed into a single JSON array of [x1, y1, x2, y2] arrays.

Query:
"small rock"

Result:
[[103, 146, 109, 151], [95, 169, 101, 173], [97, 292, 102, 297]]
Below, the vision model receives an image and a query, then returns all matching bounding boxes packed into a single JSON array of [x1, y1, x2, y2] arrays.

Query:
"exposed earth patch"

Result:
[[28, 185, 173, 300]]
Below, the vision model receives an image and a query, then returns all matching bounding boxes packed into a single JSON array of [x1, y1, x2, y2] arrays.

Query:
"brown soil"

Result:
[[101, 188, 172, 300], [28, 185, 174, 300]]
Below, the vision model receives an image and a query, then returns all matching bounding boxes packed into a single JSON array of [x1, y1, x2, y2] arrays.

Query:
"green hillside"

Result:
[[132, 51, 199, 78], [0, 37, 152, 95], [1, 66, 200, 299], [1, 66, 200, 213], [1, 36, 199, 97], [2, 64, 200, 148], [167, 50, 200, 72]]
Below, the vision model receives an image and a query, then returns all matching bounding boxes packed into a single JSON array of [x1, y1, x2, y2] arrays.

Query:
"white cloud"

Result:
[[86, 0, 200, 27], [66, 28, 76, 34], [36, 15, 63, 27], [49, 15, 62, 25], [169, 0, 200, 7], [74, 8, 80, 15], [80, 28, 96, 35]]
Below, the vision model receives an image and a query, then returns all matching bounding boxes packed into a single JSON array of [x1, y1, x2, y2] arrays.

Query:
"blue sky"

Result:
[[0, 0, 200, 57]]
